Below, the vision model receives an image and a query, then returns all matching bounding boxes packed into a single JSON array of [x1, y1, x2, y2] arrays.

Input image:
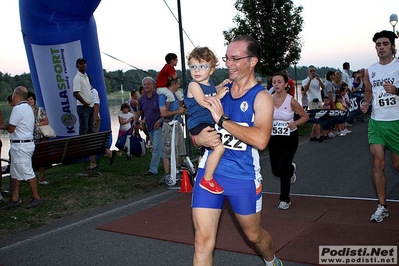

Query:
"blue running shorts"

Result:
[[191, 168, 263, 215]]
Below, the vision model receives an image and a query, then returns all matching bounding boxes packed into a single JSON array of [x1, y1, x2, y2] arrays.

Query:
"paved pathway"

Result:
[[0, 118, 397, 266]]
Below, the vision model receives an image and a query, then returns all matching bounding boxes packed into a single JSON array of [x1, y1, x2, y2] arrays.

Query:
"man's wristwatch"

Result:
[[217, 114, 230, 128]]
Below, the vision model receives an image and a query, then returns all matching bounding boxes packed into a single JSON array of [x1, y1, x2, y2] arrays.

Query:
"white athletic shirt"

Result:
[[368, 58, 399, 121], [9, 101, 35, 140]]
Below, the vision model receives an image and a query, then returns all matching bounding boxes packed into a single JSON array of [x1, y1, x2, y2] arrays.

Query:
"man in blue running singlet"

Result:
[[191, 36, 284, 266]]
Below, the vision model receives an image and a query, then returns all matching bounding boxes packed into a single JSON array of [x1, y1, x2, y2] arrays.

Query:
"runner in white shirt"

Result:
[[361, 30, 399, 223]]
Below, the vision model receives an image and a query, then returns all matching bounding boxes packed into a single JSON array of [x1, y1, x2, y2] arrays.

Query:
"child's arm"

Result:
[[187, 82, 212, 108], [215, 86, 229, 99], [215, 79, 230, 100], [119, 115, 132, 125], [215, 79, 230, 90]]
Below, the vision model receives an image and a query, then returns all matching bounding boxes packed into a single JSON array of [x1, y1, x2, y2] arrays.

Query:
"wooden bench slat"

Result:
[[32, 130, 112, 169]]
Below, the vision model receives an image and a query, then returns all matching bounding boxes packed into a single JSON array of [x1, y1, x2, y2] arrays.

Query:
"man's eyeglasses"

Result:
[[222, 55, 253, 62], [188, 64, 211, 71]]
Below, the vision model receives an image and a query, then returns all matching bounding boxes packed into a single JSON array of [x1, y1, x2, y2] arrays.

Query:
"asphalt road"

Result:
[[0, 117, 397, 266]]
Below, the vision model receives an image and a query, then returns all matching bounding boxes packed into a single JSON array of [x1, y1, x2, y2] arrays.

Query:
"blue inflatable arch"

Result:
[[19, 0, 110, 138]]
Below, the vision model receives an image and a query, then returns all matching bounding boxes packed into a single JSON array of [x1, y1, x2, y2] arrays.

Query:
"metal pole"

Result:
[[294, 63, 298, 101], [176, 0, 192, 156]]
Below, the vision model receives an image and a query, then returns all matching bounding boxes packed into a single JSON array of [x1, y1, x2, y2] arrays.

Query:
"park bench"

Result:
[[1, 130, 112, 196], [32, 130, 112, 171]]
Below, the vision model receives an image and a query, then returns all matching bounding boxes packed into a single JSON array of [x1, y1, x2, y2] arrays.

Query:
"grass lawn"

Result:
[[0, 149, 167, 239]]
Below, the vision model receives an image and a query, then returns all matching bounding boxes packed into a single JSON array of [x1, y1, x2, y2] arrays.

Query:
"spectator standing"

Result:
[[27, 91, 51, 185], [72, 58, 97, 170], [361, 30, 399, 222], [134, 77, 163, 176], [300, 87, 308, 110], [269, 71, 309, 210], [184, 46, 229, 194], [7, 94, 14, 107], [324, 71, 336, 109], [1, 86, 42, 210], [127, 90, 139, 114], [118, 103, 134, 159], [352, 69, 365, 91], [137, 85, 151, 147], [321, 96, 333, 139], [91, 84, 117, 164], [87, 74, 101, 133], [335, 94, 347, 136], [340, 83, 352, 133], [302, 65, 325, 141], [341, 62, 353, 92], [333, 71, 343, 96], [191, 35, 283, 266], [158, 78, 187, 184]]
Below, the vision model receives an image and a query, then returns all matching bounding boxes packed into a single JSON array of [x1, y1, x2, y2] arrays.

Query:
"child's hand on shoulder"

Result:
[[216, 87, 229, 99]]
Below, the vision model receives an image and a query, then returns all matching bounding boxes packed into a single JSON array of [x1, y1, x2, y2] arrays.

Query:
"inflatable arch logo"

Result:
[[20, 0, 110, 138]]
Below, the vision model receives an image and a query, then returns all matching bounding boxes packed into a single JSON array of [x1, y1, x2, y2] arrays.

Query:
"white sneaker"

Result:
[[338, 131, 346, 136], [290, 163, 297, 184], [370, 204, 389, 222], [278, 201, 291, 210], [328, 132, 335, 138], [344, 128, 352, 134]]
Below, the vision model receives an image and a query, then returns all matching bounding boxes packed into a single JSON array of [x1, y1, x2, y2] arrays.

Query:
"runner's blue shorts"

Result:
[[191, 168, 263, 215]]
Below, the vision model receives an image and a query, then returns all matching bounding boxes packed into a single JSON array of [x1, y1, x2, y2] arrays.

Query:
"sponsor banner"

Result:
[[306, 91, 368, 125], [319, 245, 397, 265], [32, 41, 81, 137]]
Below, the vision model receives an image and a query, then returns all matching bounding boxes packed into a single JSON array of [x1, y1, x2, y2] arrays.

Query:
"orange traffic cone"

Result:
[[179, 170, 193, 193]]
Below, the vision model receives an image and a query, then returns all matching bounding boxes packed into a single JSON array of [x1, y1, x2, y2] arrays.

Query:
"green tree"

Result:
[[223, 0, 304, 76], [0, 81, 12, 101]]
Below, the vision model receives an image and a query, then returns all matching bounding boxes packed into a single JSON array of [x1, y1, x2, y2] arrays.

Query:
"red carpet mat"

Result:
[[97, 193, 399, 265]]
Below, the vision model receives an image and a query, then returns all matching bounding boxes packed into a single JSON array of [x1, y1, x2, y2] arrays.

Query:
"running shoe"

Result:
[[370, 204, 389, 222], [263, 256, 284, 266], [199, 177, 224, 194], [291, 163, 297, 184], [274, 257, 284, 266], [278, 201, 291, 210]]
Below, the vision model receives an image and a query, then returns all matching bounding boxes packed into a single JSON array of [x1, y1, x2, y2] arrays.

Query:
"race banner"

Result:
[[305, 91, 368, 124]]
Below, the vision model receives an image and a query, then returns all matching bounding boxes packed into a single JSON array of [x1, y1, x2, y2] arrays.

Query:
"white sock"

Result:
[[264, 255, 276, 266]]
